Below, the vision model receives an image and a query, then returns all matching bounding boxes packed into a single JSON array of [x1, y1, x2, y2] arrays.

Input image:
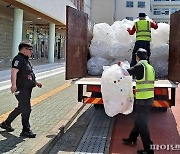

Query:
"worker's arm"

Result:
[[11, 68, 19, 93], [151, 21, 158, 30], [127, 64, 144, 80], [127, 25, 136, 35]]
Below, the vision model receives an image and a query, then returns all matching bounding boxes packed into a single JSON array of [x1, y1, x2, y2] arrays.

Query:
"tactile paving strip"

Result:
[[75, 108, 111, 154]]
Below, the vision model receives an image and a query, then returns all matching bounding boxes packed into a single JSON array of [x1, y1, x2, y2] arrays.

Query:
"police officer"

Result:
[[0, 42, 42, 138], [127, 13, 158, 67], [122, 48, 155, 154]]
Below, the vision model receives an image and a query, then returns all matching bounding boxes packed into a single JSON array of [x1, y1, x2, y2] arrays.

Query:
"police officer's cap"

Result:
[[136, 48, 147, 60], [18, 41, 32, 51]]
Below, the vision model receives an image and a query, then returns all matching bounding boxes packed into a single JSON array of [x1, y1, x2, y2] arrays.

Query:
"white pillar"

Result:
[[48, 23, 55, 63], [12, 9, 23, 59]]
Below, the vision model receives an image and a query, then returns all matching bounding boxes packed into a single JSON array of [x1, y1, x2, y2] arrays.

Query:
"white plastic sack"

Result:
[[89, 19, 170, 78], [87, 57, 109, 76], [151, 44, 169, 78], [101, 64, 134, 117], [89, 38, 113, 59], [151, 23, 170, 46]]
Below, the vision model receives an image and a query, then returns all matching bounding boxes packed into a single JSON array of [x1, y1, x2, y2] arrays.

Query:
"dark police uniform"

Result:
[[5, 53, 36, 132]]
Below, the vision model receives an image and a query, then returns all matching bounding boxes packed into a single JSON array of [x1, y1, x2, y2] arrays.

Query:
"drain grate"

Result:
[[75, 108, 111, 154]]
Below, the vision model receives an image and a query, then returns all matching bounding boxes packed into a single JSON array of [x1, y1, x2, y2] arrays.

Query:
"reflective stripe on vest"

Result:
[[136, 61, 155, 99], [135, 20, 151, 41]]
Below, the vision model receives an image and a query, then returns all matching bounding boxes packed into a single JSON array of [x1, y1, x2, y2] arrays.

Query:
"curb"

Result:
[[104, 117, 115, 154], [29, 102, 86, 154]]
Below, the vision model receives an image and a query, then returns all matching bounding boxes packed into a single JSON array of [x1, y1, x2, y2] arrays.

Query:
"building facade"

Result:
[[0, 0, 92, 65], [151, 0, 180, 23], [91, 0, 151, 24], [91, 0, 180, 25], [115, 0, 151, 21]]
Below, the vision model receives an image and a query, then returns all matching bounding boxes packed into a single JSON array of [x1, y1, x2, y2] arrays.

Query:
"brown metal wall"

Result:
[[168, 10, 180, 82], [66, 6, 88, 80]]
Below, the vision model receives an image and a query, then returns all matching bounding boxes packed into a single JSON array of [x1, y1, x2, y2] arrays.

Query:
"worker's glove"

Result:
[[118, 61, 122, 66], [127, 28, 131, 32]]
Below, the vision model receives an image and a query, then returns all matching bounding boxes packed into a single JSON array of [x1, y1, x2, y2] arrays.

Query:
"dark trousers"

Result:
[[130, 40, 151, 67], [129, 103, 153, 151], [5, 89, 32, 131]]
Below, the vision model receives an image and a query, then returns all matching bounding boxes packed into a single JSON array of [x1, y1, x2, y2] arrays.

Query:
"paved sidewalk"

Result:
[[0, 58, 65, 82], [0, 62, 86, 154]]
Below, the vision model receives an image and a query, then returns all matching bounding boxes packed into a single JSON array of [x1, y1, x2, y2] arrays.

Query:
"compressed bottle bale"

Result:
[[88, 19, 170, 78]]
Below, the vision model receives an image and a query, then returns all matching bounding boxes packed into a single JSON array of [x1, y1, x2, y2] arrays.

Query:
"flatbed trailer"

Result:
[[66, 6, 180, 111], [72, 77, 178, 111]]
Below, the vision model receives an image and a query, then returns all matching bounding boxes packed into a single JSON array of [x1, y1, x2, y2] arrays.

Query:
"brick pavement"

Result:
[[0, 72, 84, 153]]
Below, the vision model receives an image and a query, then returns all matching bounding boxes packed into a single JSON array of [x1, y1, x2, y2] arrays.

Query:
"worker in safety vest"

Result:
[[127, 13, 158, 67], [122, 48, 155, 154]]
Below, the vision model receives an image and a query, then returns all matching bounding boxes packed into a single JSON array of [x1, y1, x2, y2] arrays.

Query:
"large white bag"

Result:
[[101, 64, 134, 117]]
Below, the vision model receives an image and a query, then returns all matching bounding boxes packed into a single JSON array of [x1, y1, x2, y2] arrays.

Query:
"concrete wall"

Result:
[[0, 16, 13, 58], [84, 0, 92, 17], [19, 0, 76, 24], [91, 0, 114, 24], [0, 15, 35, 59]]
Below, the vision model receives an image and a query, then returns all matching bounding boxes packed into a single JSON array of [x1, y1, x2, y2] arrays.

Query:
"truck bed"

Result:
[[72, 76, 179, 88]]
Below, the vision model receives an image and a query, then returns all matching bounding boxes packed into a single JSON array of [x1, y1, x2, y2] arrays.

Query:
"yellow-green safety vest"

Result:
[[135, 20, 151, 41], [136, 61, 155, 99]]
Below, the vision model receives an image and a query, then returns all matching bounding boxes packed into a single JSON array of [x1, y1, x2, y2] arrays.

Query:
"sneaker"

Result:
[[20, 130, 36, 138], [137, 149, 154, 154], [122, 138, 137, 146], [0, 121, 14, 132]]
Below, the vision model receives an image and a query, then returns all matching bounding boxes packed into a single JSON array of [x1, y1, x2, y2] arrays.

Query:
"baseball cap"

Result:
[[18, 42, 32, 51]]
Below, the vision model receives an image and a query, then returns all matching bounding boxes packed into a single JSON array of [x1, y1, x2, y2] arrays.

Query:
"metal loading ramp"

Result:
[[75, 108, 112, 154]]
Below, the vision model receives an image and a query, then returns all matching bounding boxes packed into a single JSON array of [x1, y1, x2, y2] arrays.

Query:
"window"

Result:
[[138, 1, 145, 8], [172, 0, 180, 1], [171, 8, 180, 14], [126, 1, 133, 7], [153, 8, 169, 15], [153, 9, 161, 15], [154, 0, 169, 1], [126, 17, 133, 21]]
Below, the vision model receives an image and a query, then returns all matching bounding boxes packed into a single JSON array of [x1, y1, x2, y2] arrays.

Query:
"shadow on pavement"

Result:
[[44, 106, 97, 154], [0, 131, 25, 153]]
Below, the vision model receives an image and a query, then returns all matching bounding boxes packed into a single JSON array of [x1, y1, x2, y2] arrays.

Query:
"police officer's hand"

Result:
[[36, 81, 42, 88], [11, 85, 17, 93]]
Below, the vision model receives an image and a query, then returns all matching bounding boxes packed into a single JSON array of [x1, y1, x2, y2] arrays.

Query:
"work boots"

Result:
[[20, 130, 36, 138], [0, 121, 14, 132], [122, 138, 137, 146], [137, 149, 154, 154]]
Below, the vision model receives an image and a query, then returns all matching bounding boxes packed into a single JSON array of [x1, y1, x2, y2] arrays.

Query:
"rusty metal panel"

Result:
[[168, 11, 180, 82], [66, 6, 88, 80]]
